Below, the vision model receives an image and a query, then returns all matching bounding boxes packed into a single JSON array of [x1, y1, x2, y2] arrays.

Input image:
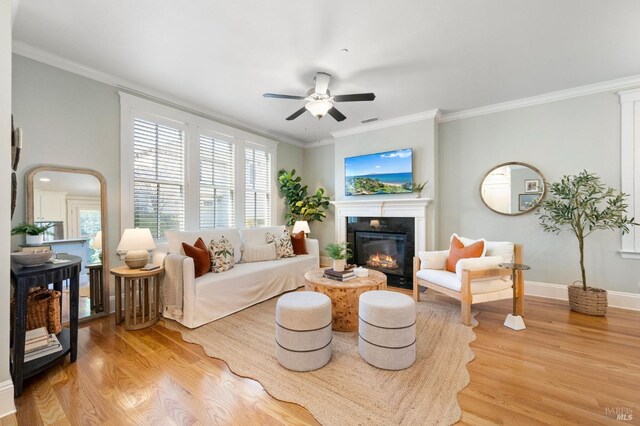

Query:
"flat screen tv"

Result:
[[345, 148, 413, 196]]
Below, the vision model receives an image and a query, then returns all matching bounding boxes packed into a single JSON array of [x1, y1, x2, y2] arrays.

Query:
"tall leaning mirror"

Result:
[[25, 165, 109, 322], [480, 162, 546, 216]]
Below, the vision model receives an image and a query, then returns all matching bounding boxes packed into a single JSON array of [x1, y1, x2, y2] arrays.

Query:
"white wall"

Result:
[[1, 0, 16, 415], [439, 91, 640, 294]]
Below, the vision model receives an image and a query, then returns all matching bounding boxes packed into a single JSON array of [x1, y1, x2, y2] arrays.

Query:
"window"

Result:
[[120, 93, 278, 236], [244, 145, 272, 227], [619, 88, 640, 259], [132, 117, 185, 238], [199, 135, 234, 229]]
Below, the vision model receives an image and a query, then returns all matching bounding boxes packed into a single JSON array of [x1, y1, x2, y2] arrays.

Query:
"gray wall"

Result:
[[302, 143, 336, 253], [1, 0, 13, 407], [439, 91, 640, 293], [276, 142, 303, 225]]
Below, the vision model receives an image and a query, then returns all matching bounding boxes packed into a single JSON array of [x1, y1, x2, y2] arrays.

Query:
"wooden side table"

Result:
[[304, 269, 387, 331], [110, 266, 163, 330]]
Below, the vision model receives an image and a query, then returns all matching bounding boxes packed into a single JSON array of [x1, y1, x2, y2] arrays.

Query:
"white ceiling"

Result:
[[12, 0, 640, 143], [33, 171, 100, 197]]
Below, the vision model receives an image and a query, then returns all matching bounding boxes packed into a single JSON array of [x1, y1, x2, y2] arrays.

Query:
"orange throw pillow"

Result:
[[182, 237, 211, 278], [290, 230, 307, 255], [446, 235, 484, 273]]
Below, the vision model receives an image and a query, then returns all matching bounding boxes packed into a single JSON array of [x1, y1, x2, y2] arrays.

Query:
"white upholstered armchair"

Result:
[[413, 237, 524, 326]]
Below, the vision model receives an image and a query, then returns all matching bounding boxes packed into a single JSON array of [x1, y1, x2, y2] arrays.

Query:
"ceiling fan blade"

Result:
[[333, 93, 376, 102], [263, 93, 306, 100], [286, 107, 308, 121], [314, 72, 331, 95], [327, 107, 347, 122]]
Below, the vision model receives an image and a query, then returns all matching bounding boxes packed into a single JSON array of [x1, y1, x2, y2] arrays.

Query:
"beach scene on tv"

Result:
[[345, 148, 413, 196]]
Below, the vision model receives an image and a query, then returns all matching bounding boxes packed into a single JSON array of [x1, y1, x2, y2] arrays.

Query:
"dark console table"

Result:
[[10, 254, 81, 396]]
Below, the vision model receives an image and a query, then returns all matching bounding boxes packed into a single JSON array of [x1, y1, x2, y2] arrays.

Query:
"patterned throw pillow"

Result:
[[266, 229, 295, 259], [209, 235, 235, 273]]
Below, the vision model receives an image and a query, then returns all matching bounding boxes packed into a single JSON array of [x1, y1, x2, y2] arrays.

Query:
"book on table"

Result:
[[323, 273, 357, 282], [14, 333, 63, 363], [25, 327, 49, 352], [324, 268, 355, 278]]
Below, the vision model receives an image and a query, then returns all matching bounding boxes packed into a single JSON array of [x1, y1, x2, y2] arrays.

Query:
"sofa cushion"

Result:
[[182, 238, 211, 278], [485, 241, 514, 263], [418, 250, 448, 270], [290, 231, 307, 255], [446, 235, 484, 272], [240, 225, 286, 246], [416, 269, 512, 294], [266, 229, 295, 259], [210, 235, 235, 273], [166, 229, 242, 264], [242, 242, 277, 263]]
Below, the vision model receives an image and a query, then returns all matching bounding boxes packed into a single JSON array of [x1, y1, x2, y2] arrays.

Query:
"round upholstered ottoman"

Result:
[[276, 291, 332, 371], [359, 290, 416, 370]]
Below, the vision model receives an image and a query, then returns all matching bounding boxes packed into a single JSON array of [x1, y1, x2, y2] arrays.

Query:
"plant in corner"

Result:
[[537, 170, 637, 316], [278, 169, 331, 227], [324, 242, 353, 272], [11, 222, 54, 246]]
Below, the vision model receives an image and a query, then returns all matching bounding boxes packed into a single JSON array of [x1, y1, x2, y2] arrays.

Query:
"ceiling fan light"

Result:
[[305, 99, 333, 118]]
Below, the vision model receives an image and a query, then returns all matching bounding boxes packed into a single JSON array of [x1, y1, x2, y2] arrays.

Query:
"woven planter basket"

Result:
[[568, 283, 607, 316], [10, 288, 62, 335]]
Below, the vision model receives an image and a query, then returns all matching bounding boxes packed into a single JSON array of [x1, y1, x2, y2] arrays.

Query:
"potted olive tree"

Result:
[[537, 170, 637, 316], [324, 242, 353, 272], [11, 223, 54, 246]]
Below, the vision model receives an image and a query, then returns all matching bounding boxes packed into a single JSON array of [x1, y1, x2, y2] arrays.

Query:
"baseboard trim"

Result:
[[525, 281, 640, 311], [0, 380, 16, 418]]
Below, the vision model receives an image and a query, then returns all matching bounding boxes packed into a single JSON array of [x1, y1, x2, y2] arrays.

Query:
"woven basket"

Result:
[[568, 283, 607, 316], [10, 288, 62, 335]]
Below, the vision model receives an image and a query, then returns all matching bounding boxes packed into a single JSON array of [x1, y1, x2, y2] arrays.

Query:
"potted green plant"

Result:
[[537, 170, 637, 316], [11, 222, 54, 246], [412, 180, 429, 198], [324, 242, 353, 272], [278, 169, 331, 227]]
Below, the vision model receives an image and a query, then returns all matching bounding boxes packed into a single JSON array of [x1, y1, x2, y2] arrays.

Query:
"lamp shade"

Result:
[[91, 231, 102, 250], [293, 220, 311, 234], [117, 228, 156, 252], [305, 100, 332, 118]]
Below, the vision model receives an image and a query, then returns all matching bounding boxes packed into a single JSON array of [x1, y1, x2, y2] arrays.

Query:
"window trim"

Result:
[[618, 88, 640, 259], [120, 93, 278, 237]]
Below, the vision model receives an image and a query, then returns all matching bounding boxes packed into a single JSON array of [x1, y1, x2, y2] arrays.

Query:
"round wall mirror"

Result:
[[480, 162, 546, 216]]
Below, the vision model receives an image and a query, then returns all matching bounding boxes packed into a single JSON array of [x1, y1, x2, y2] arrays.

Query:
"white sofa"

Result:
[[153, 225, 319, 329]]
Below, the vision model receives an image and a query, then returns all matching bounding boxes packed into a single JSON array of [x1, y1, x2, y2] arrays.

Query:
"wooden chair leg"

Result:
[[412, 257, 419, 302], [461, 269, 472, 326]]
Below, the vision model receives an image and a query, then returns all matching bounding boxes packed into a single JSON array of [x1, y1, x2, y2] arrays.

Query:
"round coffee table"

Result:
[[304, 269, 387, 331]]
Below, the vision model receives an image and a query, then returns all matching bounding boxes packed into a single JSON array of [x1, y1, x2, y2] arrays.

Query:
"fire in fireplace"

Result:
[[367, 253, 399, 270]]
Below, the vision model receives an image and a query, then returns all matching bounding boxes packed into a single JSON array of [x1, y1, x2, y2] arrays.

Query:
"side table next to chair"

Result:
[[110, 266, 163, 330]]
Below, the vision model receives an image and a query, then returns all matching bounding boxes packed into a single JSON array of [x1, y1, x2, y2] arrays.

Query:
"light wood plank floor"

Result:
[[6, 294, 640, 425]]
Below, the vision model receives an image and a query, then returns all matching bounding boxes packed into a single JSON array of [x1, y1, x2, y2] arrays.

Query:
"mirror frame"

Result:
[[479, 161, 546, 216], [25, 165, 109, 322]]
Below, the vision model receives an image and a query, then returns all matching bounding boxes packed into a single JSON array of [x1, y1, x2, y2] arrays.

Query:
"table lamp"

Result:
[[292, 220, 310, 237], [117, 228, 156, 268]]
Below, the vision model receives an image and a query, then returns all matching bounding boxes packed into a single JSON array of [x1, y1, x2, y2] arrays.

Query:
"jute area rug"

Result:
[[164, 292, 477, 425]]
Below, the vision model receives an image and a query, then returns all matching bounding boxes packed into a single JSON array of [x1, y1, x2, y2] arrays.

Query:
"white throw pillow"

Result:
[[485, 241, 515, 263], [266, 229, 295, 259], [418, 250, 448, 270], [241, 243, 277, 263], [240, 225, 286, 246], [209, 235, 235, 273]]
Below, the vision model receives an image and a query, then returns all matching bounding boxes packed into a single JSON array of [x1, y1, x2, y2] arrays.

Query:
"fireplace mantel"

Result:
[[330, 198, 433, 252]]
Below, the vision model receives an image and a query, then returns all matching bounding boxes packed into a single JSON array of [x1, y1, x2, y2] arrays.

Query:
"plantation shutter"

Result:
[[133, 117, 185, 239], [199, 135, 235, 228], [244, 146, 272, 227]]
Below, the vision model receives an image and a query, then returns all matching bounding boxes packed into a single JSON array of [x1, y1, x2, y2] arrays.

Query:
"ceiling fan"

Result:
[[263, 72, 375, 122]]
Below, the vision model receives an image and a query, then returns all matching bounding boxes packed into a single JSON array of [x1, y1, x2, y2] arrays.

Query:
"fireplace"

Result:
[[346, 217, 414, 289]]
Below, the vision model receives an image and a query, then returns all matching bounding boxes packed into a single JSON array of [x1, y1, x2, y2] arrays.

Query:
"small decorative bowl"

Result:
[[11, 251, 55, 267], [354, 267, 369, 278]]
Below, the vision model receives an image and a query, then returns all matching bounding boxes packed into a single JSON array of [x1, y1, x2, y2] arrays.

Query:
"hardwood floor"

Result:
[[7, 294, 640, 425]]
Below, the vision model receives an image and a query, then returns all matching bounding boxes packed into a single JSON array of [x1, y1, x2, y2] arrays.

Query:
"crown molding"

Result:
[[438, 75, 640, 123], [330, 109, 440, 139], [12, 41, 306, 148]]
